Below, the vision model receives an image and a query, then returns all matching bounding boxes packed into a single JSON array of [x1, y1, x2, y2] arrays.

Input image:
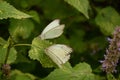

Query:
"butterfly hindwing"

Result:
[[45, 48, 63, 68], [45, 44, 72, 68], [54, 45, 72, 63]]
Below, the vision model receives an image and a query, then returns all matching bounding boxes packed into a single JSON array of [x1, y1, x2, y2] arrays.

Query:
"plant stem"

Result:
[[13, 44, 31, 47], [4, 38, 12, 64], [4, 44, 11, 64]]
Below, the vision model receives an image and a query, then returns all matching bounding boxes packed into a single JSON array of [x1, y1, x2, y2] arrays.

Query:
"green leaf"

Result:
[[107, 73, 117, 80], [14, 53, 30, 63], [43, 62, 95, 80], [29, 37, 56, 68], [28, 10, 40, 23], [65, 0, 90, 19], [9, 19, 34, 41], [0, 37, 6, 46], [10, 70, 36, 80], [0, 1, 31, 19], [95, 7, 120, 35], [0, 45, 17, 64]]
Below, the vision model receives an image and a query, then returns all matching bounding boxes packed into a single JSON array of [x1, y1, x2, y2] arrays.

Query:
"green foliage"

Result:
[[95, 7, 120, 35], [43, 62, 95, 80], [1, 0, 120, 80], [28, 10, 40, 23], [10, 70, 36, 80], [29, 37, 56, 68], [0, 1, 31, 19], [0, 38, 17, 64], [0, 46, 17, 64], [9, 19, 34, 41], [65, 0, 90, 19], [0, 37, 6, 45], [107, 73, 116, 80]]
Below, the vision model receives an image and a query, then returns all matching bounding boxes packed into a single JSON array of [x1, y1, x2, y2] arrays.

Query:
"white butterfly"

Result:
[[45, 44, 72, 68], [40, 19, 65, 40]]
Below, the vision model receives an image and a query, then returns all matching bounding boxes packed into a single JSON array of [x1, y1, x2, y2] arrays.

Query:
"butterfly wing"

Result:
[[52, 44, 72, 63], [40, 24, 65, 40], [40, 19, 59, 38], [45, 44, 72, 68], [45, 48, 63, 68]]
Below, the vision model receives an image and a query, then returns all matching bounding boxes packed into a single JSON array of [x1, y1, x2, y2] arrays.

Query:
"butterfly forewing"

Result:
[[41, 19, 60, 34], [40, 25, 65, 40]]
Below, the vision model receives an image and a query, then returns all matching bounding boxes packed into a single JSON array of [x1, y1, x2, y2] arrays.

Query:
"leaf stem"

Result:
[[13, 44, 31, 47]]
